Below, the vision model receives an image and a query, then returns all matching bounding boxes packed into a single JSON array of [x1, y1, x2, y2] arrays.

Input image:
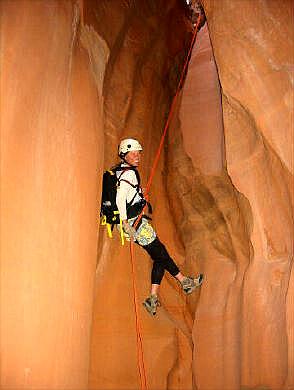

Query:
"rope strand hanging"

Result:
[[129, 14, 202, 390]]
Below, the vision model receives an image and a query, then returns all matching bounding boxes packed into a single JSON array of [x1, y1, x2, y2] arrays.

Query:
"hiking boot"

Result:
[[181, 274, 203, 294], [143, 294, 160, 316]]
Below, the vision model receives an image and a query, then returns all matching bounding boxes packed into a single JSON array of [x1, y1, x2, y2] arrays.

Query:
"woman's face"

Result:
[[124, 150, 141, 167]]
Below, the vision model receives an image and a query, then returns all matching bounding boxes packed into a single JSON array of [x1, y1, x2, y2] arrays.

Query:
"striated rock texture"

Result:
[[202, 2, 294, 389], [167, 1, 293, 389], [1, 0, 293, 389]]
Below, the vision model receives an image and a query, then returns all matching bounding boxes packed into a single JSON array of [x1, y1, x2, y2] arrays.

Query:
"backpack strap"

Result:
[[119, 178, 137, 188], [116, 166, 144, 209], [116, 166, 141, 190]]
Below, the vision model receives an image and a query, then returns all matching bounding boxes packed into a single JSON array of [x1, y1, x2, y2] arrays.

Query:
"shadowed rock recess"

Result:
[[0, 0, 293, 389]]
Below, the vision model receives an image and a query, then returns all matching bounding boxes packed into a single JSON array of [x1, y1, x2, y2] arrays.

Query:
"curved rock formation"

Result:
[[167, 1, 293, 389], [85, 2, 197, 389], [1, 1, 293, 389], [200, 2, 293, 389]]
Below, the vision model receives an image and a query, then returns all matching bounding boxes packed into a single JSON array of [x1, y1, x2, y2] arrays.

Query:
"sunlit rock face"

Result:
[[1, 0, 293, 389], [1, 1, 103, 388]]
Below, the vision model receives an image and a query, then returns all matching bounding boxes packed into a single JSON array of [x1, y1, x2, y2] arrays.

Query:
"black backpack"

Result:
[[100, 165, 146, 225]]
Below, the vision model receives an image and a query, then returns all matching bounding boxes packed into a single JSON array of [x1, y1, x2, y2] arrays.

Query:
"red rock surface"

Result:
[[167, 1, 293, 389], [85, 2, 197, 389], [1, 1, 103, 387], [1, 1, 293, 389], [200, 2, 293, 389]]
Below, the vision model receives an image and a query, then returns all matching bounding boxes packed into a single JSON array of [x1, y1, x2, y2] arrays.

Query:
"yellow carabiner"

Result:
[[106, 223, 113, 238], [101, 215, 113, 238], [119, 218, 125, 246], [101, 215, 106, 225]]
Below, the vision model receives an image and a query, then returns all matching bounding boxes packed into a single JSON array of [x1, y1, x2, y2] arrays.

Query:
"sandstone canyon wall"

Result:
[[85, 2, 198, 389], [167, 1, 293, 389], [1, 1, 293, 390], [202, 2, 293, 389], [1, 1, 104, 387]]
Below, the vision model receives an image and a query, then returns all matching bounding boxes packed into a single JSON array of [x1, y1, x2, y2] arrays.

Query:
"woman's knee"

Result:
[[142, 238, 169, 260]]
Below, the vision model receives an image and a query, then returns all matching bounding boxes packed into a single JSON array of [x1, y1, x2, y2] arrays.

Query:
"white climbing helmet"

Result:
[[118, 138, 143, 157]]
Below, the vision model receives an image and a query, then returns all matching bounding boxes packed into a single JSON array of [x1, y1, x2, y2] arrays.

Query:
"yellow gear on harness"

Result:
[[100, 211, 125, 246], [119, 217, 125, 246]]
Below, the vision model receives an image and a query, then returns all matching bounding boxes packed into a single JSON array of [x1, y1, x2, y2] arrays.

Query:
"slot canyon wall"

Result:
[[0, 1, 293, 390], [1, 1, 104, 387], [168, 1, 294, 390]]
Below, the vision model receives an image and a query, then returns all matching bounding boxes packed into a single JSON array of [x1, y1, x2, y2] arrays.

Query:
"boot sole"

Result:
[[195, 274, 204, 287], [142, 301, 157, 315], [183, 274, 204, 294]]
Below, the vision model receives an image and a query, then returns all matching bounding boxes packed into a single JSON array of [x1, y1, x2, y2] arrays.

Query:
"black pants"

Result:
[[140, 237, 180, 285]]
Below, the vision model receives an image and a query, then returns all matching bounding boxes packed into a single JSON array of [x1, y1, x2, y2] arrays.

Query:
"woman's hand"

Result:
[[122, 220, 137, 241]]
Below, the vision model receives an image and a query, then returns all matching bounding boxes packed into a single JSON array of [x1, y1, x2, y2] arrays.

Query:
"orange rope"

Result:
[[129, 15, 201, 390], [145, 15, 201, 196]]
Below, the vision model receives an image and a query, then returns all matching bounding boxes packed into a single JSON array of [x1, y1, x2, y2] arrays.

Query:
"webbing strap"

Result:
[[129, 15, 201, 390]]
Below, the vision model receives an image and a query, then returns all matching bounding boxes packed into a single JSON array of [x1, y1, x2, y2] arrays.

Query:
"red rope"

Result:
[[129, 15, 201, 390], [145, 15, 201, 196]]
